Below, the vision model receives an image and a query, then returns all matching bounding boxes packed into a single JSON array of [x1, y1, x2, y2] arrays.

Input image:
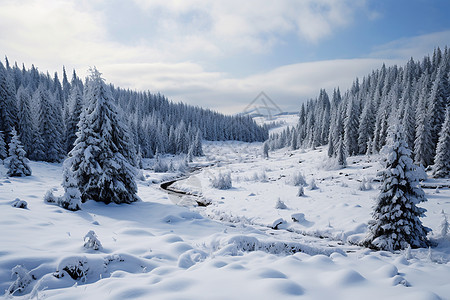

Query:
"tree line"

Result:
[[0, 59, 269, 162]]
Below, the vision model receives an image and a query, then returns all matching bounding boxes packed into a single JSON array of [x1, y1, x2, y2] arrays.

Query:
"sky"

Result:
[[1, 0, 450, 114]]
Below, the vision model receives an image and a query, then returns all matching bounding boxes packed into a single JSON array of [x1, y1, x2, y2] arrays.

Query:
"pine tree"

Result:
[[192, 130, 204, 156], [62, 66, 71, 103], [414, 96, 434, 167], [0, 131, 6, 160], [402, 100, 416, 153], [344, 96, 359, 156], [16, 86, 34, 156], [0, 62, 17, 142], [60, 161, 81, 211], [336, 135, 347, 168], [428, 65, 449, 149], [364, 124, 430, 251], [6, 128, 32, 177], [336, 114, 347, 167], [433, 106, 450, 178], [358, 99, 375, 154], [65, 85, 84, 152], [263, 141, 269, 159], [33, 84, 64, 162], [67, 68, 139, 204]]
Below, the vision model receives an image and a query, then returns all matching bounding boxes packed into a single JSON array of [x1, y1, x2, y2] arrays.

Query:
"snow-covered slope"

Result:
[[1, 142, 450, 299], [253, 112, 299, 135]]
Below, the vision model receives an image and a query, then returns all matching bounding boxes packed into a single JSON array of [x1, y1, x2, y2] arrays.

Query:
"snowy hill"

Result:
[[1, 142, 450, 299], [253, 112, 299, 135]]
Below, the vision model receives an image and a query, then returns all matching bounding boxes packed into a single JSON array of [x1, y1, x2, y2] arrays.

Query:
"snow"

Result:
[[1, 138, 450, 299]]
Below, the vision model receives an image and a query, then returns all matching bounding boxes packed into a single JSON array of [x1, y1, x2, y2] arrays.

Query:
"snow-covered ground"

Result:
[[1, 140, 450, 299], [253, 113, 299, 135]]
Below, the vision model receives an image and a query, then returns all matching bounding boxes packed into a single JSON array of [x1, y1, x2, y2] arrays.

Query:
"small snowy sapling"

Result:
[[60, 162, 82, 211], [84, 230, 102, 250], [290, 171, 307, 186], [275, 198, 287, 209], [43, 190, 57, 204], [297, 185, 305, 197], [359, 177, 372, 191], [6, 265, 33, 295], [11, 198, 27, 209], [211, 171, 232, 190], [308, 179, 318, 190]]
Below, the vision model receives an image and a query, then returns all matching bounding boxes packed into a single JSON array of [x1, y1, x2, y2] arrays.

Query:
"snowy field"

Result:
[[1, 141, 450, 299]]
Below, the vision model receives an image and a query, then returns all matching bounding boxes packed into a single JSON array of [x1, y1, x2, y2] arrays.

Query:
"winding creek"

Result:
[[158, 164, 359, 254]]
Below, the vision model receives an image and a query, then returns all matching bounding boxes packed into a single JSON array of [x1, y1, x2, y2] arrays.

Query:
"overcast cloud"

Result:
[[0, 0, 448, 113]]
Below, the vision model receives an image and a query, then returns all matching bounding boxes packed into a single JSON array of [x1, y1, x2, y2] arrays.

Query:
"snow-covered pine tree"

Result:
[[59, 161, 81, 211], [336, 135, 347, 168], [65, 85, 84, 153], [16, 86, 34, 156], [364, 123, 430, 251], [358, 99, 375, 154], [428, 64, 449, 150], [0, 131, 7, 160], [62, 66, 71, 103], [0, 62, 17, 143], [344, 96, 359, 156], [414, 95, 434, 167], [6, 128, 32, 177], [263, 141, 269, 159], [192, 129, 204, 156], [327, 135, 335, 158], [432, 106, 450, 178], [33, 84, 65, 162], [402, 100, 416, 153], [67, 68, 139, 204], [336, 114, 347, 168]]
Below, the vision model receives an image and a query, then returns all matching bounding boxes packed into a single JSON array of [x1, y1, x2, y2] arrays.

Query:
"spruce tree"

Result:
[[433, 106, 450, 178], [428, 65, 449, 149], [16, 86, 34, 156], [402, 100, 416, 153], [0, 131, 6, 160], [6, 128, 32, 177], [336, 135, 347, 168], [327, 136, 334, 158], [62, 66, 71, 103], [33, 84, 65, 162], [414, 96, 434, 167], [358, 99, 375, 154], [0, 62, 17, 142], [193, 130, 204, 156], [67, 68, 139, 204], [263, 141, 269, 159], [65, 85, 84, 152], [344, 97, 359, 156], [336, 114, 347, 167], [60, 161, 82, 211], [364, 124, 430, 251]]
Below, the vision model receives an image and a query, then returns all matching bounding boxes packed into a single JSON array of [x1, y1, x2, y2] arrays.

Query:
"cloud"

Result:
[[131, 0, 369, 52], [1, 0, 446, 115], [369, 30, 450, 60], [101, 58, 400, 114]]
